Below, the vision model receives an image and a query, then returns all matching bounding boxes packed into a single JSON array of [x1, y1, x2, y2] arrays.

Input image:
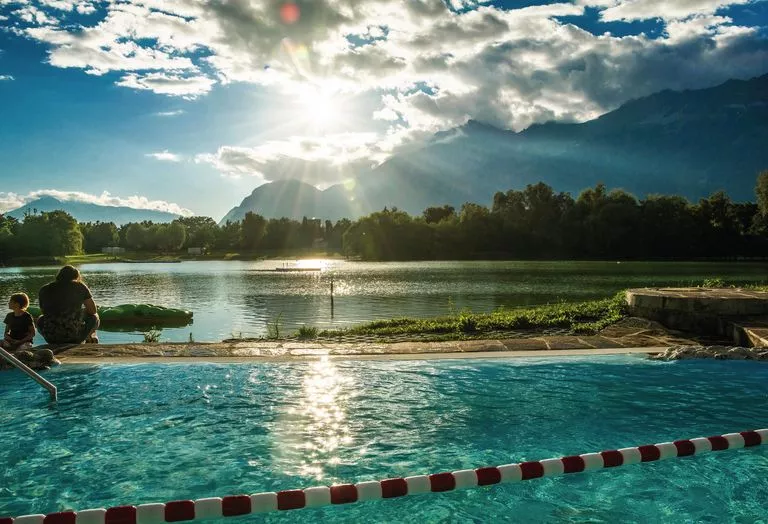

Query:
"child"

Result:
[[2, 292, 35, 351]]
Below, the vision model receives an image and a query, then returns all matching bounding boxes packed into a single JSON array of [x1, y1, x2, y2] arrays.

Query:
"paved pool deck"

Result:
[[55, 317, 706, 364]]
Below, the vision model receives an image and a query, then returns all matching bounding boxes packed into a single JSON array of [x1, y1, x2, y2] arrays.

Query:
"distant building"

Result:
[[102, 247, 125, 255], [187, 247, 205, 255]]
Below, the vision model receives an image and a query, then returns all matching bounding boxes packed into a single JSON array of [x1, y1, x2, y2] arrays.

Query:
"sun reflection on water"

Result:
[[270, 357, 355, 481]]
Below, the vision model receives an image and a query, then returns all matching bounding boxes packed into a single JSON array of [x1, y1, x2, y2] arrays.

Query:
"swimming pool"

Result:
[[1, 356, 767, 522]]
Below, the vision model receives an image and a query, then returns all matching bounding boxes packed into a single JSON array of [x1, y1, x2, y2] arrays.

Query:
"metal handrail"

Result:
[[0, 347, 57, 401]]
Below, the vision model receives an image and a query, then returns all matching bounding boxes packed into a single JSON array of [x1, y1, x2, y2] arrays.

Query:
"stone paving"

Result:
[[626, 287, 768, 346], [56, 317, 711, 363]]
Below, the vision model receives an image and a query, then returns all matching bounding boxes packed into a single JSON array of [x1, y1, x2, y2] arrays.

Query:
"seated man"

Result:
[[37, 265, 100, 350]]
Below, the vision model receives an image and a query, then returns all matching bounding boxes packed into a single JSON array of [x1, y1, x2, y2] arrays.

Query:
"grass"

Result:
[[698, 278, 768, 292], [142, 328, 161, 343], [296, 325, 319, 340], [316, 292, 629, 340]]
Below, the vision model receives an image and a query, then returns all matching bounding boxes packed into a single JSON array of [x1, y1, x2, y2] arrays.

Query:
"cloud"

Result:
[[0, 192, 25, 213], [0, 75, 14, 81], [117, 72, 215, 98], [594, 0, 753, 22], [3, 0, 767, 175], [145, 150, 182, 162], [1, 189, 194, 216], [154, 110, 185, 117], [195, 133, 389, 185]]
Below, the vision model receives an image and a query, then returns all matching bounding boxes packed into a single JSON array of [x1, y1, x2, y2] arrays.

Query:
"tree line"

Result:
[[1, 171, 767, 263], [342, 172, 768, 260], [0, 212, 352, 263]]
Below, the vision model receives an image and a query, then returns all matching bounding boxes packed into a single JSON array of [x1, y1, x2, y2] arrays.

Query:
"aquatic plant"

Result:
[[456, 311, 477, 333], [267, 312, 283, 339], [296, 325, 319, 340], [319, 292, 629, 339], [701, 278, 726, 288], [142, 328, 161, 343]]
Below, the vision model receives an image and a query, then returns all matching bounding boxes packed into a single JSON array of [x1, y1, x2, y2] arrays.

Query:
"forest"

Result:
[[1, 172, 767, 263]]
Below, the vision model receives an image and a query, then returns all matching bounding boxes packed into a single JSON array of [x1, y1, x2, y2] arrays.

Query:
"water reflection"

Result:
[[2, 260, 768, 343], [269, 358, 354, 481]]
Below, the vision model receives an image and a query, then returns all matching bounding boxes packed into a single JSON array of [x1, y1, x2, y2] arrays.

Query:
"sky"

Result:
[[0, 0, 767, 221]]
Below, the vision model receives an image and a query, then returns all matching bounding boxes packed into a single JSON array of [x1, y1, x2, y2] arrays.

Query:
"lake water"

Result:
[[0, 260, 766, 343]]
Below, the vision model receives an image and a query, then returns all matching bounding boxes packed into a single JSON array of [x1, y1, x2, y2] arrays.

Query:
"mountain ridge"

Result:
[[5, 196, 181, 225], [222, 71, 768, 222]]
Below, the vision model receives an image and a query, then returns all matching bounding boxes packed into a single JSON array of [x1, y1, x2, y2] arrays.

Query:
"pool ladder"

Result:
[[0, 348, 57, 401]]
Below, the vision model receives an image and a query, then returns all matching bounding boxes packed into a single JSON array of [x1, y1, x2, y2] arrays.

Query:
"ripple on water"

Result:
[[1, 356, 767, 522]]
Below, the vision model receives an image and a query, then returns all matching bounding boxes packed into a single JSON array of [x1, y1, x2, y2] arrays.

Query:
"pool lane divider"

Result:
[[3, 429, 767, 524]]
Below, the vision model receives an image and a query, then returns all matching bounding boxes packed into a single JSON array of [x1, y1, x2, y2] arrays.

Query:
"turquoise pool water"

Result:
[[1, 356, 767, 522]]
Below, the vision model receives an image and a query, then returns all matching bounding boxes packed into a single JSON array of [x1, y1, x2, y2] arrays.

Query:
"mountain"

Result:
[[220, 179, 356, 223], [223, 73, 768, 221], [6, 197, 181, 225]]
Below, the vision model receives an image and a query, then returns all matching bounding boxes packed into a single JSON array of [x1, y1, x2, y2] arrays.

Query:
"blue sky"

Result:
[[1, 0, 767, 220]]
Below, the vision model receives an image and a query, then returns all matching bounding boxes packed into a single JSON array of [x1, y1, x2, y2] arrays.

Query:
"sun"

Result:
[[298, 88, 340, 129], [307, 98, 336, 127]]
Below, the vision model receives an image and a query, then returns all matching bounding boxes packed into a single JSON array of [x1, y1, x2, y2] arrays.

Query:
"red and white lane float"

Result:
[[3, 429, 766, 524]]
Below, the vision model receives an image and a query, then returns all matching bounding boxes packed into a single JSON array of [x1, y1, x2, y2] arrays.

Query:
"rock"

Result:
[[650, 345, 768, 361], [0, 348, 56, 372]]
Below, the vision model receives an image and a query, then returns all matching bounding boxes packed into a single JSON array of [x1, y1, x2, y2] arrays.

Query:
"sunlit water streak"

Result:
[[1, 356, 767, 522], [0, 260, 766, 342]]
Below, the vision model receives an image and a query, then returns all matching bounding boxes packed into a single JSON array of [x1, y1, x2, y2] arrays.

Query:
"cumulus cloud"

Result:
[[0, 190, 193, 215], [0, 192, 25, 213], [116, 72, 215, 98], [145, 150, 182, 162], [2, 0, 767, 181], [195, 133, 389, 185], [594, 0, 753, 22]]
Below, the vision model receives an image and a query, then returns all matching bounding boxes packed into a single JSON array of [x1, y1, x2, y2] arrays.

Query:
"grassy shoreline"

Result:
[[273, 281, 768, 342], [4, 250, 346, 267], [266, 293, 631, 343]]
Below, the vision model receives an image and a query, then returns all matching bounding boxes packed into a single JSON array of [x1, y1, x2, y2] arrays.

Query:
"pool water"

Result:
[[1, 356, 767, 523]]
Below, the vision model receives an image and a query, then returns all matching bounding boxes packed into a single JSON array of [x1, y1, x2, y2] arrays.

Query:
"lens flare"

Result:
[[281, 37, 310, 77], [280, 2, 300, 24]]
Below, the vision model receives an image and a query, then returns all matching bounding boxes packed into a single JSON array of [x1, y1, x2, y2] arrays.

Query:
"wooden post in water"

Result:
[[330, 278, 334, 318]]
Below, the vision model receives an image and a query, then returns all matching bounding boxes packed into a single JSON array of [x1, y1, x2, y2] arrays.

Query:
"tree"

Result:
[[15, 211, 83, 256], [176, 216, 218, 249], [756, 170, 768, 217], [215, 220, 242, 250], [165, 221, 187, 251], [423, 205, 455, 224], [241, 212, 267, 251], [81, 221, 119, 253], [0, 215, 15, 263], [125, 223, 148, 250]]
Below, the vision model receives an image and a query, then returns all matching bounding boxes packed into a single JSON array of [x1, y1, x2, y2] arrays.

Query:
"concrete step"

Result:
[[728, 319, 768, 348]]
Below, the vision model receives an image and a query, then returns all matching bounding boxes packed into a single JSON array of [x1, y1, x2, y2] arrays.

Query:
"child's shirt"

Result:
[[4, 311, 34, 340]]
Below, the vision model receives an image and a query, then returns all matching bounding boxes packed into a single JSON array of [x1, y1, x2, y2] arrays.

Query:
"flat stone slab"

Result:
[[627, 287, 768, 316], [45, 318, 704, 363], [729, 319, 768, 348]]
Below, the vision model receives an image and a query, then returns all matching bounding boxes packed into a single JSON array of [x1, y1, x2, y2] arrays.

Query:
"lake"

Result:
[[0, 260, 766, 343]]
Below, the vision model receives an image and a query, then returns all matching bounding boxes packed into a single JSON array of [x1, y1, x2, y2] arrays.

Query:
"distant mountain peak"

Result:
[[7, 197, 180, 225], [222, 73, 768, 222]]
